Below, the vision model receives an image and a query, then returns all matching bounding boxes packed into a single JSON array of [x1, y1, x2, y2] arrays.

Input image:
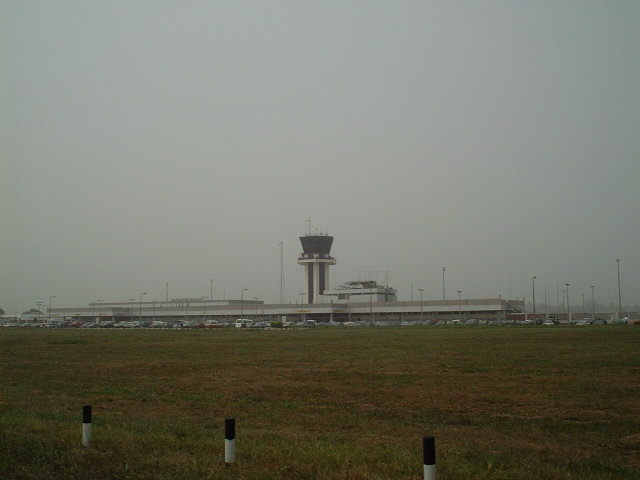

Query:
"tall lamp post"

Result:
[[442, 267, 446, 300], [96, 299, 104, 323], [138, 292, 147, 323], [531, 276, 537, 322], [565, 283, 571, 323], [48, 295, 56, 322], [544, 283, 549, 320], [590, 285, 595, 322], [581, 293, 585, 318], [457, 290, 462, 323], [369, 285, 374, 324], [616, 258, 622, 320], [253, 297, 260, 321], [129, 299, 136, 322], [419, 288, 424, 323], [202, 296, 208, 323], [298, 293, 305, 322], [36, 301, 43, 322], [240, 289, 247, 318]]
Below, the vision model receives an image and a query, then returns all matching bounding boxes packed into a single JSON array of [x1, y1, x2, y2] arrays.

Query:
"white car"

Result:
[[234, 318, 253, 328]]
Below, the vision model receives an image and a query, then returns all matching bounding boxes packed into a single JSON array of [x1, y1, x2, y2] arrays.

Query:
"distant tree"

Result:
[[0, 307, 4, 315], [22, 308, 42, 314]]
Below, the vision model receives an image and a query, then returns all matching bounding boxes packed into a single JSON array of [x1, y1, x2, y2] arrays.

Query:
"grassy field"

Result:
[[1, 326, 638, 479]]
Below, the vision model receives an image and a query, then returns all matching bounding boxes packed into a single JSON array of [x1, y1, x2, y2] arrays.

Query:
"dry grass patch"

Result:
[[1, 326, 638, 479]]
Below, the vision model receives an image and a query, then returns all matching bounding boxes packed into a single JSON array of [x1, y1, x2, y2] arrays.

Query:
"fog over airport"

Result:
[[2, 1, 639, 314]]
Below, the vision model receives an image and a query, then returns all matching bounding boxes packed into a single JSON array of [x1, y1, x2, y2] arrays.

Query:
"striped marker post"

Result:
[[423, 435, 435, 480], [82, 405, 92, 447], [224, 418, 235, 464]]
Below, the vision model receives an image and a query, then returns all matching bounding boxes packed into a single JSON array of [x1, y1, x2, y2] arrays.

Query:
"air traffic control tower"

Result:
[[298, 233, 336, 304]]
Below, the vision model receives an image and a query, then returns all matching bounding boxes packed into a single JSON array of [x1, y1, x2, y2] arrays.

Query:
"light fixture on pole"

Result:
[[419, 288, 424, 323], [590, 285, 595, 322]]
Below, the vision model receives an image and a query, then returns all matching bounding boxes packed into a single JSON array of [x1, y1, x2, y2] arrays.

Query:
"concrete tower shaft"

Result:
[[298, 234, 336, 304]]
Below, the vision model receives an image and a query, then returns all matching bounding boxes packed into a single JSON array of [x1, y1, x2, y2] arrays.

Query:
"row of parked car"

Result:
[[0, 318, 318, 329]]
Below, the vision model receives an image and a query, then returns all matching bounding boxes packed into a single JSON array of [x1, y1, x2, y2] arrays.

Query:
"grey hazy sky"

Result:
[[2, 1, 639, 314]]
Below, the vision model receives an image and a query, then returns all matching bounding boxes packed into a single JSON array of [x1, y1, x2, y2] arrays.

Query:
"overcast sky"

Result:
[[2, 1, 639, 314]]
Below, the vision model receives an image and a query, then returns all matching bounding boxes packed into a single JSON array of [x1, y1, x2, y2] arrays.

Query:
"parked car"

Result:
[[204, 320, 225, 328], [235, 318, 253, 328]]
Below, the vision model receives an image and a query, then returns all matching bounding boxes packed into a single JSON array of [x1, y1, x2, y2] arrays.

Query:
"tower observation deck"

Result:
[[298, 233, 336, 304]]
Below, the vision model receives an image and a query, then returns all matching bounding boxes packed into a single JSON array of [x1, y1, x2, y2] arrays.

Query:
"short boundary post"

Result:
[[423, 435, 435, 480], [82, 405, 92, 447], [225, 418, 235, 464]]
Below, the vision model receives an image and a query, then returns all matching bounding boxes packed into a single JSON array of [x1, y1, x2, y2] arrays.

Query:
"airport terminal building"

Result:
[[48, 232, 525, 324], [50, 296, 523, 325]]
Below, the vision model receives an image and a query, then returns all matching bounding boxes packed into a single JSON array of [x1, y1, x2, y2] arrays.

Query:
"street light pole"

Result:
[[581, 293, 585, 318], [48, 295, 56, 322], [129, 299, 136, 322], [369, 286, 373, 324], [442, 267, 446, 300], [590, 285, 595, 322], [96, 299, 104, 323], [457, 290, 462, 322], [203, 296, 208, 323], [419, 288, 424, 323], [253, 297, 260, 321], [616, 258, 622, 320], [138, 292, 147, 323], [544, 283, 549, 320], [298, 293, 304, 322], [240, 289, 247, 317], [36, 301, 43, 323], [565, 283, 571, 323], [531, 276, 536, 322]]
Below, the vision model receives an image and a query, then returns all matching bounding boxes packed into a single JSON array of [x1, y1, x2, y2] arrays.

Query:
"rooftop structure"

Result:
[[319, 280, 397, 303]]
